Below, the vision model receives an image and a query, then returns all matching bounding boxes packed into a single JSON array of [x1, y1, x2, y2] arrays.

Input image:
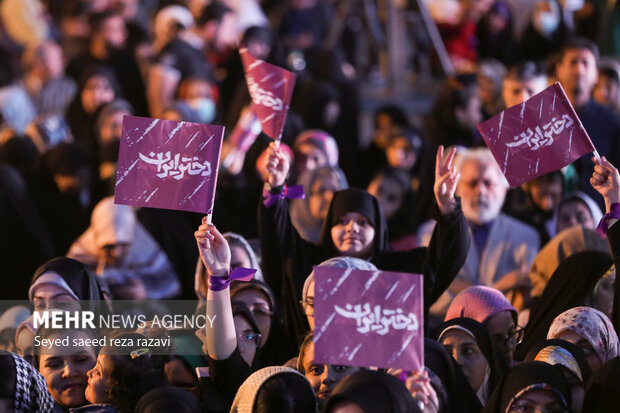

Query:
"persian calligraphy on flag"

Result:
[[313, 267, 424, 371], [240, 48, 296, 140], [114, 115, 224, 214], [477, 82, 595, 187]]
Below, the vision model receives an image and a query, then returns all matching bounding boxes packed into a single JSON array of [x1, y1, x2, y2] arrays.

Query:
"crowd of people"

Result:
[[1, 0, 620, 412]]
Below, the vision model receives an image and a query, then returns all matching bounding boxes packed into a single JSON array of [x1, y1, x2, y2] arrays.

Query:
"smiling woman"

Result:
[[34, 328, 97, 410]]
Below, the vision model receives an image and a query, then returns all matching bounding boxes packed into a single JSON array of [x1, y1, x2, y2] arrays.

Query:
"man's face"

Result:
[[555, 48, 598, 100], [457, 159, 507, 224], [502, 76, 547, 108]]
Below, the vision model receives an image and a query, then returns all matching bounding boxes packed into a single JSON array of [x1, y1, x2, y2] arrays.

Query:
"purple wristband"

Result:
[[595, 203, 620, 238], [208, 267, 256, 291], [262, 183, 305, 208]]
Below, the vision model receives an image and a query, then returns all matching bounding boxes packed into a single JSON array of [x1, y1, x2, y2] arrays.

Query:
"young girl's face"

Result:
[[386, 137, 417, 171], [309, 173, 341, 221], [85, 355, 111, 404], [301, 342, 361, 406], [38, 331, 96, 408], [367, 176, 405, 219], [81, 75, 115, 114], [330, 212, 375, 258]]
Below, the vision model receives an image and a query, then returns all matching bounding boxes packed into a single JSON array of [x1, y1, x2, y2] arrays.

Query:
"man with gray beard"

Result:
[[418, 148, 539, 317]]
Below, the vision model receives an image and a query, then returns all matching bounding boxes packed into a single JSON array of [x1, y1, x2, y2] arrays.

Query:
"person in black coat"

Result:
[[258, 143, 470, 342]]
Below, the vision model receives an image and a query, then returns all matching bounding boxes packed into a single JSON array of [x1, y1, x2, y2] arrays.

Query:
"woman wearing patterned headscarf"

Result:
[[547, 306, 620, 373], [482, 361, 571, 413], [0, 350, 54, 413], [525, 339, 593, 413]]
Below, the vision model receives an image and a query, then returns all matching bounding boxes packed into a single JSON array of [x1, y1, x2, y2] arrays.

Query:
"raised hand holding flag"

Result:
[[477, 82, 596, 187]]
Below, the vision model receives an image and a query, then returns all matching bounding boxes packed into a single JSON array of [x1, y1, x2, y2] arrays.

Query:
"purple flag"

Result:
[[314, 267, 424, 371], [114, 115, 224, 214], [240, 48, 296, 140], [477, 82, 596, 187]]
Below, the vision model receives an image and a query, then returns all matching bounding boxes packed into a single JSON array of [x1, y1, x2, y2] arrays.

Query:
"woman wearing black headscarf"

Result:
[[28, 142, 95, 254], [525, 339, 592, 413], [515, 251, 613, 361], [0, 350, 55, 413], [436, 318, 508, 404], [259, 144, 469, 341], [29, 257, 108, 314], [525, 339, 592, 385], [323, 370, 420, 413], [66, 66, 120, 160], [424, 338, 482, 413], [482, 361, 571, 413]]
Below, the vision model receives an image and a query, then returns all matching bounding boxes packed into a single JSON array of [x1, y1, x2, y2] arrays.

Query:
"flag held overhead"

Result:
[[313, 267, 424, 371], [114, 115, 224, 214], [477, 82, 596, 187], [240, 48, 296, 140]]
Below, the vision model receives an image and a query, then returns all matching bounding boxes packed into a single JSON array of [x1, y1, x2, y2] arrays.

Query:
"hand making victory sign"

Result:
[[434, 145, 460, 215]]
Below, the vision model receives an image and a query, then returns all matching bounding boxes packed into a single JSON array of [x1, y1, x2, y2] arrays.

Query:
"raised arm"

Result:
[[424, 146, 470, 304], [258, 142, 314, 294], [591, 156, 620, 328], [195, 219, 236, 359]]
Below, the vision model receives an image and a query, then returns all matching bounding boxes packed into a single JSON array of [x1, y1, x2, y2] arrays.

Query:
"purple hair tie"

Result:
[[209, 267, 256, 291], [262, 183, 305, 208], [595, 203, 620, 238]]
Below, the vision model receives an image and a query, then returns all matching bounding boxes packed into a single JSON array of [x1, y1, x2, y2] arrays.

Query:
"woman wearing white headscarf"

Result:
[[67, 197, 180, 299]]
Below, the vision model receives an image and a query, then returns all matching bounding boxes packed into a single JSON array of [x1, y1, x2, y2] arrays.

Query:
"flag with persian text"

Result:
[[240, 48, 296, 140], [114, 115, 224, 214], [477, 82, 595, 187], [313, 267, 424, 371]]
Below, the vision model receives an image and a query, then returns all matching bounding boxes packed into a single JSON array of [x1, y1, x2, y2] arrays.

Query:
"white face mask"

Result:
[[188, 98, 216, 123], [534, 11, 560, 36]]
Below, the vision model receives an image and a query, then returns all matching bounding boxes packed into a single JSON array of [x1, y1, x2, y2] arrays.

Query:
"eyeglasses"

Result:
[[237, 333, 262, 349], [493, 325, 524, 347], [299, 299, 314, 316]]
